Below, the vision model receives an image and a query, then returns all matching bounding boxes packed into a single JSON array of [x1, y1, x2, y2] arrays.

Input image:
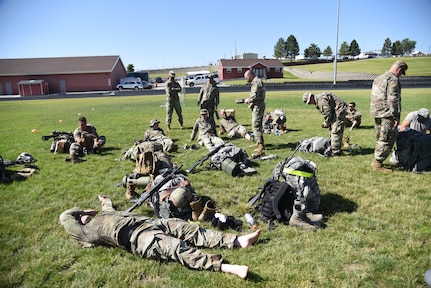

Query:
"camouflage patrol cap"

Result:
[[302, 91, 313, 105], [149, 119, 160, 127], [394, 61, 408, 75], [200, 109, 208, 115], [170, 187, 193, 208], [168, 71, 175, 77]]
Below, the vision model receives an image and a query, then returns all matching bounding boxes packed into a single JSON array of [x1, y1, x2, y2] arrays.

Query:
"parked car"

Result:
[[153, 77, 163, 83], [142, 81, 153, 89], [116, 81, 144, 90], [186, 74, 220, 87]]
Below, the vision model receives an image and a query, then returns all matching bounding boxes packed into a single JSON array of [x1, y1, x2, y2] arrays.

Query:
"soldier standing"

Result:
[[370, 60, 408, 171], [197, 75, 219, 134], [164, 71, 184, 131], [244, 70, 266, 158]]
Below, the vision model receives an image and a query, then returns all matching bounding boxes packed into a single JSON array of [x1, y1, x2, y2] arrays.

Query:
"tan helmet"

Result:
[[170, 187, 193, 208]]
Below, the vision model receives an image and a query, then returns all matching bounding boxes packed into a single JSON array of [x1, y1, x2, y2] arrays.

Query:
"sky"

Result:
[[0, 0, 430, 71]]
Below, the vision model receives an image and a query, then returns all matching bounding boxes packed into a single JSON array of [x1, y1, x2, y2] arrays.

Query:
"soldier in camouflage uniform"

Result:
[[190, 109, 225, 150], [302, 91, 347, 156], [59, 194, 260, 279], [370, 60, 408, 171], [345, 102, 362, 131], [244, 70, 266, 158], [69, 116, 105, 163], [164, 71, 184, 131], [218, 109, 254, 141], [143, 119, 176, 152], [197, 75, 220, 133]]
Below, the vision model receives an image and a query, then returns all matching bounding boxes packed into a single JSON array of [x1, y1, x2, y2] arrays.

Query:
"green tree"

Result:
[[338, 41, 350, 57], [304, 43, 321, 60], [273, 37, 286, 59], [323, 46, 333, 59], [285, 35, 300, 62], [127, 64, 135, 72], [401, 38, 416, 55], [349, 39, 361, 56], [382, 38, 392, 57], [391, 40, 402, 56]]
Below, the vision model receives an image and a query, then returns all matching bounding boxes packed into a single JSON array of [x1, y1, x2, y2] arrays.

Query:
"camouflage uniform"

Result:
[[247, 76, 266, 144], [143, 127, 175, 153], [314, 92, 347, 155], [345, 108, 362, 128], [197, 81, 219, 133], [190, 117, 224, 150], [70, 124, 104, 157], [219, 115, 250, 139], [59, 197, 237, 272], [165, 78, 183, 128], [370, 70, 401, 162]]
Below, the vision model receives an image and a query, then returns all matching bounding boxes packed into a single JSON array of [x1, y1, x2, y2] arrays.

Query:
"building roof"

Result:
[[0, 55, 124, 76], [219, 58, 283, 68]]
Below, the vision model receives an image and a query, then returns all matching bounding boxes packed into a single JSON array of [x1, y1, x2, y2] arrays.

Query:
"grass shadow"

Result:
[[320, 192, 358, 217]]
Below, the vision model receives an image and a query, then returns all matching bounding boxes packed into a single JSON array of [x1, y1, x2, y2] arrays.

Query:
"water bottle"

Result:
[[244, 213, 258, 229], [275, 129, 280, 136]]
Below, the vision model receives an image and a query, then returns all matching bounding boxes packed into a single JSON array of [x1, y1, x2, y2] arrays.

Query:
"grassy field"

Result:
[[1, 85, 430, 287]]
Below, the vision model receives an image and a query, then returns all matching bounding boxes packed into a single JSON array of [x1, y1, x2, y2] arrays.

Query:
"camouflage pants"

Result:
[[166, 100, 183, 126], [251, 103, 265, 144], [329, 113, 346, 154], [228, 125, 247, 138], [130, 218, 237, 271], [198, 135, 225, 150], [374, 117, 397, 162]]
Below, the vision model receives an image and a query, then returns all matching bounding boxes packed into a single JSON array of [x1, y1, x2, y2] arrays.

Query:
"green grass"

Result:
[[1, 88, 431, 287]]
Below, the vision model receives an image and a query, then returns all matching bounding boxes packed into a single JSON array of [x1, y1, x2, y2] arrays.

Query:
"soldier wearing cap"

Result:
[[370, 60, 408, 171], [190, 109, 225, 150], [143, 119, 176, 152], [197, 74, 220, 133], [164, 71, 184, 131], [302, 91, 347, 156], [399, 108, 431, 134]]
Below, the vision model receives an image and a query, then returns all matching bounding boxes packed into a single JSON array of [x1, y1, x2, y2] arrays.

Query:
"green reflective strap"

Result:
[[283, 168, 314, 178]]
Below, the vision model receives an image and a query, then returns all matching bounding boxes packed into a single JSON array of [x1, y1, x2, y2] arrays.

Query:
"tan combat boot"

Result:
[[289, 210, 320, 231], [306, 212, 323, 223], [198, 200, 217, 221], [371, 159, 391, 172], [125, 181, 139, 199], [190, 197, 203, 221], [251, 144, 265, 159]]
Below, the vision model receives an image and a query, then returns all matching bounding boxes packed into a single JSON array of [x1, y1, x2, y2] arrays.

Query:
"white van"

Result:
[[186, 74, 220, 87]]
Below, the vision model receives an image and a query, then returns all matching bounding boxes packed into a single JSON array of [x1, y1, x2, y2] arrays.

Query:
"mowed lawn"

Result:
[[0, 87, 430, 287]]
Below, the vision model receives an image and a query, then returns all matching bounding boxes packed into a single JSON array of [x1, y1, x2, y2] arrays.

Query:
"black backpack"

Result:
[[248, 178, 295, 229]]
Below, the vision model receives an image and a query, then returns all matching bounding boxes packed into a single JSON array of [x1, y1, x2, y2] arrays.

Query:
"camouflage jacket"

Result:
[[219, 115, 240, 132], [314, 92, 347, 123], [190, 118, 215, 141], [370, 70, 401, 120], [248, 77, 265, 107], [165, 79, 181, 102], [197, 82, 219, 108], [144, 128, 166, 141]]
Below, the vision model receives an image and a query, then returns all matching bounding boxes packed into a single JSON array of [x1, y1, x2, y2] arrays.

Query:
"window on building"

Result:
[[237, 68, 242, 73], [227, 68, 232, 73]]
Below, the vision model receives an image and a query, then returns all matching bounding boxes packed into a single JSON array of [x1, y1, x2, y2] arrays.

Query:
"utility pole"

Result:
[[333, 0, 340, 85]]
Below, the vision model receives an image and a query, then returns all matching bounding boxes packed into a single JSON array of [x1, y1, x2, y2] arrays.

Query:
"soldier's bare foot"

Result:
[[235, 229, 260, 248], [221, 264, 249, 279]]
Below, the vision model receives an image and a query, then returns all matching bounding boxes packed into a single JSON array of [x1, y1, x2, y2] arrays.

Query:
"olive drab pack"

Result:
[[134, 150, 173, 176], [149, 172, 197, 220], [209, 143, 250, 176]]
